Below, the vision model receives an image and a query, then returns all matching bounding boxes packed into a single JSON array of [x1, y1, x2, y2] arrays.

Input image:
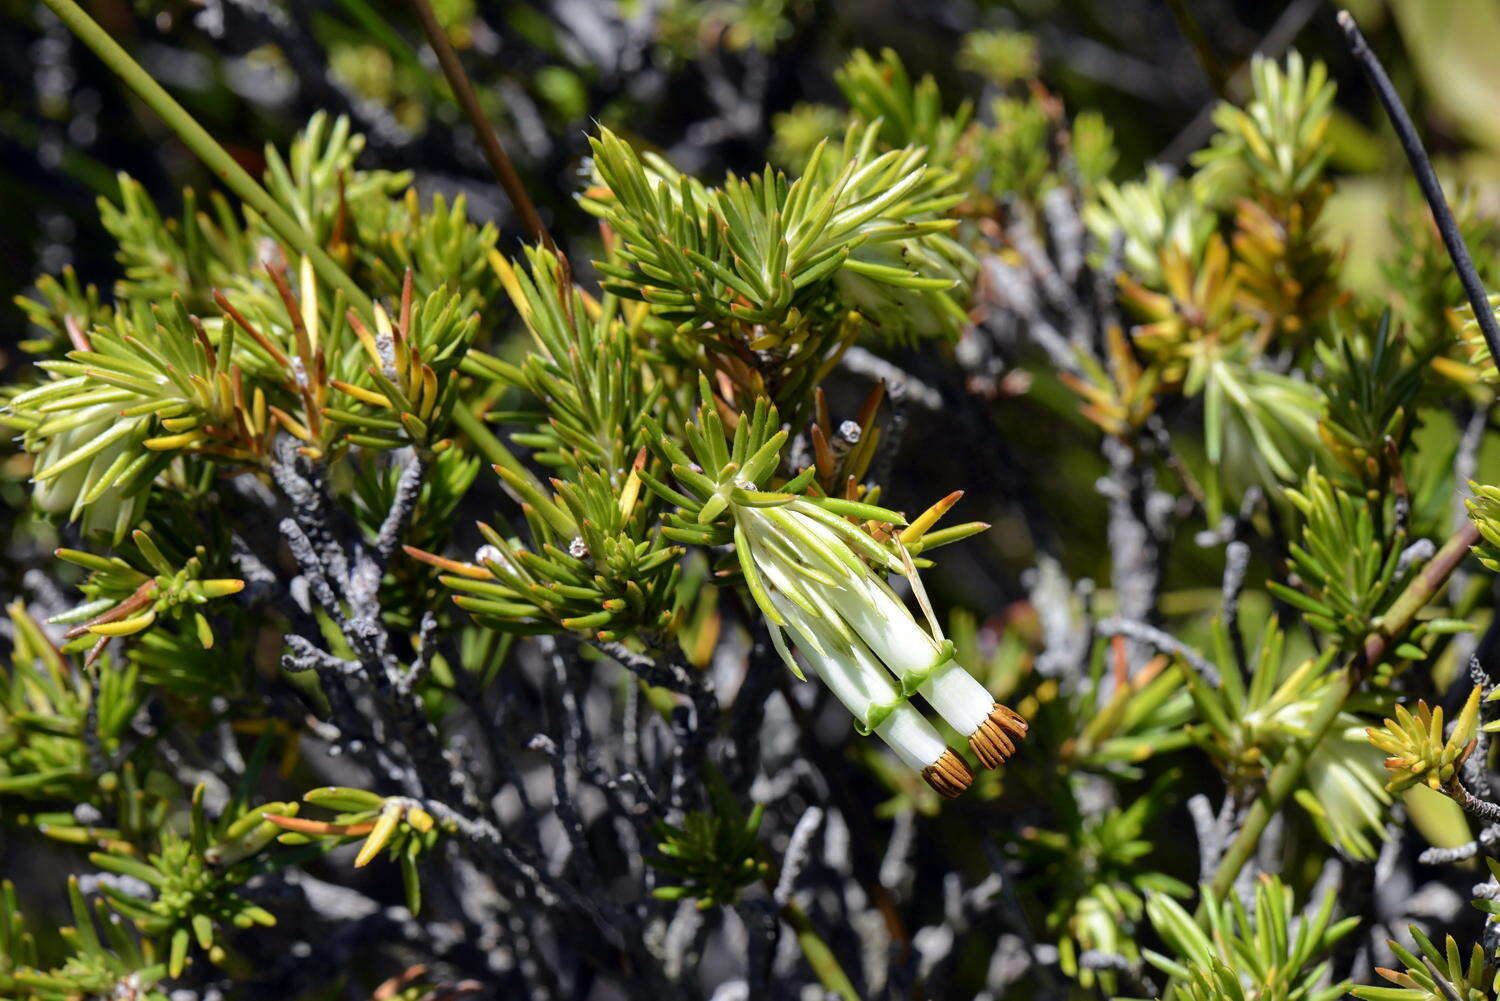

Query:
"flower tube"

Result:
[[769, 593, 972, 797], [818, 572, 1027, 769], [640, 395, 1025, 794], [733, 495, 1025, 792], [769, 500, 1029, 769]]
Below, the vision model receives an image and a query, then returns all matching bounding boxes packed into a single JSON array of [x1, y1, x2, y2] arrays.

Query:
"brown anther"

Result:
[[921, 749, 974, 799], [968, 703, 1030, 770]]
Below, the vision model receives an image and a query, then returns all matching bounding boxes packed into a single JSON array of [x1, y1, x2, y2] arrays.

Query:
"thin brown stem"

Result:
[[405, 0, 553, 251]]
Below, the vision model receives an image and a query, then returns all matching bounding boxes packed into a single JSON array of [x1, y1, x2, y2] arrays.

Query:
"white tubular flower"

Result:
[[641, 395, 1024, 793], [769, 593, 971, 797], [734, 495, 1026, 794], [814, 570, 1026, 769]]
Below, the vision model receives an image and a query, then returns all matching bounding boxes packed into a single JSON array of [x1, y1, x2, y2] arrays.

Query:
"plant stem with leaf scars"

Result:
[[1206, 523, 1478, 899], [38, 0, 376, 321]]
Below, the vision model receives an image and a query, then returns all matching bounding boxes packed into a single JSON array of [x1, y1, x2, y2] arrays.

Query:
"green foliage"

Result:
[[957, 30, 1040, 87], [1194, 52, 1335, 205], [1116, 233, 1322, 513], [1366, 685, 1481, 793], [1006, 772, 1191, 991], [432, 249, 685, 638], [0, 604, 140, 807], [1316, 315, 1424, 495], [6, 112, 495, 542], [834, 48, 973, 171], [1196, 53, 1342, 342], [90, 112, 497, 322], [640, 391, 803, 545], [1071, 111, 1120, 190], [769, 103, 847, 172], [1142, 876, 1356, 1001], [1186, 617, 1390, 859], [649, 773, 767, 907], [1352, 928, 1496, 1001], [975, 94, 1055, 203], [1269, 468, 1410, 650], [467, 247, 661, 473], [581, 122, 973, 408], [656, 0, 807, 54], [50, 528, 243, 662], [1385, 194, 1500, 357], [1470, 479, 1500, 571], [430, 458, 684, 638], [0, 877, 168, 1001], [1459, 293, 1500, 385], [12, 6, 1500, 998], [87, 788, 284, 978], [265, 788, 441, 914], [1085, 168, 1215, 286]]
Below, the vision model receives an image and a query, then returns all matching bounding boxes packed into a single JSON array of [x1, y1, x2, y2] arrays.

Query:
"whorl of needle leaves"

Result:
[[580, 122, 974, 407], [429, 247, 683, 639], [1193, 52, 1335, 205], [8, 264, 477, 539], [3, 112, 498, 543], [833, 48, 973, 171], [1144, 875, 1357, 1001]]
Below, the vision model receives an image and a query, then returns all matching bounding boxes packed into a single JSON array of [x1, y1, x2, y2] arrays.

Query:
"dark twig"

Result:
[[1210, 523, 1479, 898], [1451, 780, 1500, 826], [774, 806, 824, 907], [1422, 955, 1467, 1001], [1187, 794, 1226, 883], [1220, 540, 1251, 677], [1338, 9, 1500, 363], [1468, 653, 1496, 798], [1419, 823, 1500, 865], [374, 449, 428, 565]]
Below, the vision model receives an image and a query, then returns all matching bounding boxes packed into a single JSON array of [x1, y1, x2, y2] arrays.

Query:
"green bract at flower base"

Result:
[[641, 394, 1020, 798]]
